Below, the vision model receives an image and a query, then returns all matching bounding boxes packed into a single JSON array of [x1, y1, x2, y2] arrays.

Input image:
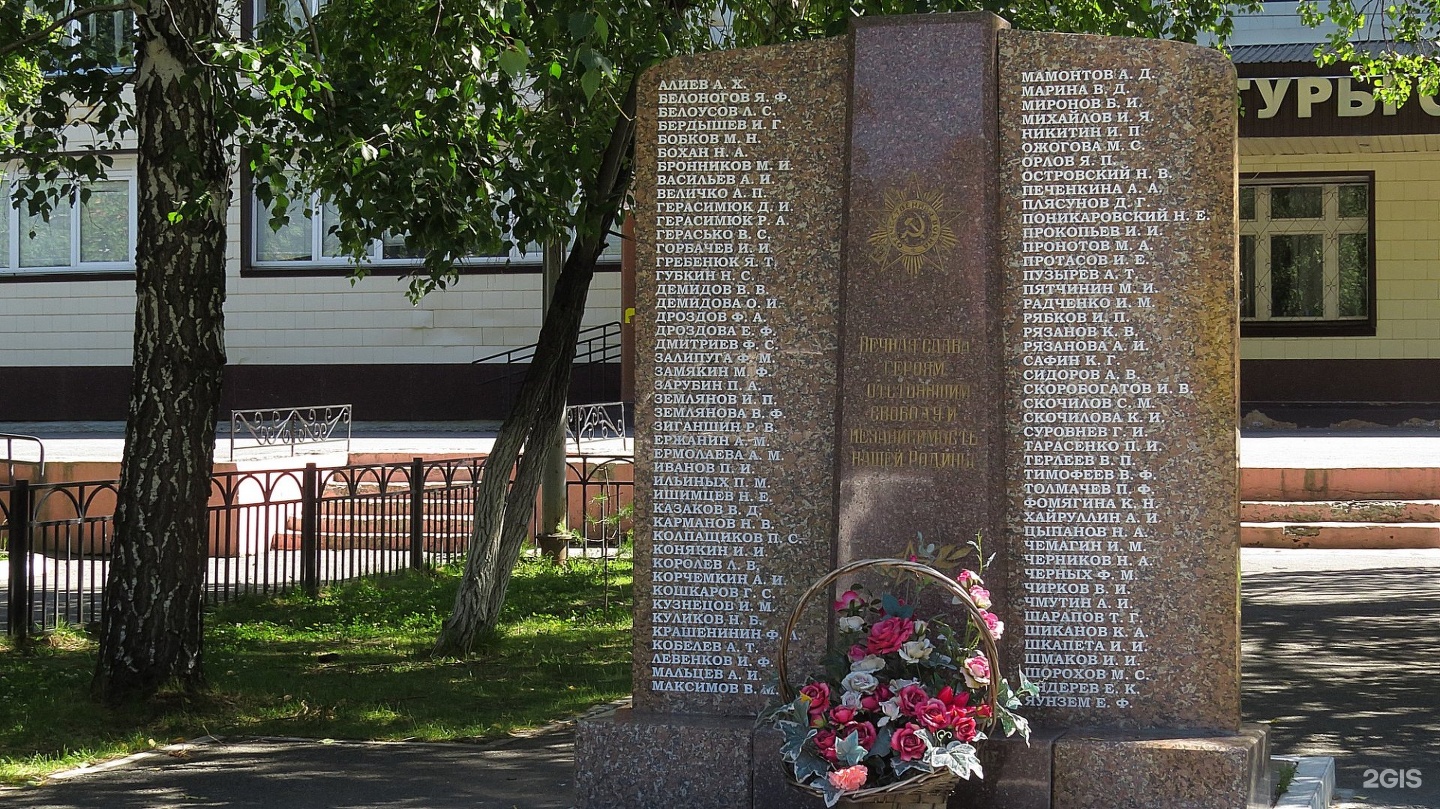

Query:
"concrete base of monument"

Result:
[[575, 709, 761, 809], [576, 713, 1270, 809], [1047, 724, 1272, 809]]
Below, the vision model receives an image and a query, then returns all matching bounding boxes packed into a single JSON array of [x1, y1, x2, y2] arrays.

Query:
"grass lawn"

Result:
[[0, 555, 633, 786]]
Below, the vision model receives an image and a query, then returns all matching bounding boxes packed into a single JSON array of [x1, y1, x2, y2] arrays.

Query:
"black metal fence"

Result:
[[0, 454, 633, 637]]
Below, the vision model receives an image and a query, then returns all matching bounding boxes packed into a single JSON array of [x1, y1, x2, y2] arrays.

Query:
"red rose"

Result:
[[814, 729, 838, 762], [866, 616, 915, 656], [801, 682, 831, 712], [839, 720, 877, 750], [875, 684, 894, 701], [859, 693, 881, 712], [937, 686, 969, 709], [916, 698, 952, 733], [830, 705, 857, 725], [897, 685, 930, 718], [890, 724, 928, 761], [951, 713, 978, 743]]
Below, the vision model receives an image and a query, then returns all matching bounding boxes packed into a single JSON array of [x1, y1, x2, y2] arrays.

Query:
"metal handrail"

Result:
[[228, 404, 352, 460], [1, 433, 45, 481], [471, 320, 622, 367]]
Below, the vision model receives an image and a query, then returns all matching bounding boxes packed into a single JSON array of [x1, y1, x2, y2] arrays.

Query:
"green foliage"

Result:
[[0, 556, 633, 785], [1300, 0, 1440, 103]]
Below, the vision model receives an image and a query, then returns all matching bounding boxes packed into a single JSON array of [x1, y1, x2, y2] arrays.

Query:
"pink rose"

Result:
[[859, 692, 881, 712], [834, 590, 863, 611], [897, 684, 929, 718], [848, 644, 868, 661], [828, 764, 869, 792], [957, 569, 983, 586], [968, 586, 992, 610], [890, 724, 928, 761], [982, 610, 1005, 639], [829, 705, 857, 725], [866, 616, 915, 656], [963, 655, 991, 688]]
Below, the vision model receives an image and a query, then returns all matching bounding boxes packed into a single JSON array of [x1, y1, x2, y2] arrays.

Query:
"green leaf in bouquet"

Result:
[[779, 720, 816, 762], [836, 730, 867, 766], [892, 757, 934, 779], [925, 741, 984, 780], [881, 593, 914, 619], [869, 727, 892, 759], [794, 749, 830, 785]]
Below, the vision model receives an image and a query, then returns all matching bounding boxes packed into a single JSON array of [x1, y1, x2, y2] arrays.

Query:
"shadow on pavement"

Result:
[[1243, 567, 1440, 808], [0, 732, 574, 809]]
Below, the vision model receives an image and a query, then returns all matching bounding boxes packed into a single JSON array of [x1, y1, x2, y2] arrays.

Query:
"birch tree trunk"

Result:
[[435, 81, 639, 656], [92, 0, 230, 703]]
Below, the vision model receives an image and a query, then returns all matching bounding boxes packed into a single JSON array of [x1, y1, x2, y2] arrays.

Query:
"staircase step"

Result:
[[1241, 521, 1440, 550], [1242, 468, 1440, 501], [1241, 500, 1440, 523]]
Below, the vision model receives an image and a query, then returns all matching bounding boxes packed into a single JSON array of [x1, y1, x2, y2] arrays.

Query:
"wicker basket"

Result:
[[776, 558, 1004, 808]]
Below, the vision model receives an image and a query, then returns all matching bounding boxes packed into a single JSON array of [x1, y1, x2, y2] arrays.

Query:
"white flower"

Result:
[[837, 615, 865, 633], [879, 698, 902, 726], [890, 678, 919, 691], [850, 655, 886, 673], [840, 690, 863, 708], [899, 638, 934, 663], [841, 670, 879, 694]]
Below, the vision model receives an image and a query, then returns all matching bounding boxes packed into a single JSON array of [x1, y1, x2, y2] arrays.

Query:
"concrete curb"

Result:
[[1274, 756, 1335, 809]]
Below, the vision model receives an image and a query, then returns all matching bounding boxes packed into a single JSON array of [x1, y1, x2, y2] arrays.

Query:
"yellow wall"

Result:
[[1240, 143, 1440, 361]]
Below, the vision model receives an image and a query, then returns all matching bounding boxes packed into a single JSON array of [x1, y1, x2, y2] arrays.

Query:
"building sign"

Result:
[[1239, 73, 1440, 138]]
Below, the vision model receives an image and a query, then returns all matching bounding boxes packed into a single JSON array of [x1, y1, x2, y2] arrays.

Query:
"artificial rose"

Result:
[[829, 704, 858, 725], [828, 764, 869, 792], [841, 670, 880, 694], [957, 569, 983, 587], [848, 644, 868, 661], [878, 697, 902, 726], [837, 615, 865, 633], [840, 690, 863, 709], [889, 678, 917, 691], [867, 616, 915, 656], [801, 682, 832, 712], [936, 685, 969, 709], [982, 610, 1005, 639], [963, 654, 991, 688], [968, 586, 992, 610], [952, 713, 979, 743], [896, 684, 930, 718], [814, 729, 838, 763], [834, 590, 863, 611], [860, 692, 881, 712], [850, 654, 886, 673], [916, 698, 953, 733], [840, 720, 877, 750], [899, 637, 934, 663], [890, 724, 928, 761]]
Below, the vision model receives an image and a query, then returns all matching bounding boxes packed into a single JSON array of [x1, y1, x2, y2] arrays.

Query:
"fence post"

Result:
[[409, 457, 424, 570], [7, 480, 31, 640], [301, 463, 319, 597]]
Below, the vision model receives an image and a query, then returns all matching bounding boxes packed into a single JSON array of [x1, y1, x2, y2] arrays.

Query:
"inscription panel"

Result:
[[1000, 31, 1239, 730], [633, 40, 848, 716]]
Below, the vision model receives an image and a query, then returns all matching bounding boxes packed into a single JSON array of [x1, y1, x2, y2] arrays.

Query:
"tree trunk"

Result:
[[435, 79, 640, 656], [92, 0, 230, 704]]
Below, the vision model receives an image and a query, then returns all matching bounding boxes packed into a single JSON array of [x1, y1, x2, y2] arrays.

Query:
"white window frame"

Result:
[[1239, 175, 1372, 328], [249, 188, 622, 271], [1, 172, 138, 276]]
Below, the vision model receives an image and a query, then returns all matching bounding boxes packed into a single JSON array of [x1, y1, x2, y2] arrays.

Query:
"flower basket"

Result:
[[769, 556, 1027, 808]]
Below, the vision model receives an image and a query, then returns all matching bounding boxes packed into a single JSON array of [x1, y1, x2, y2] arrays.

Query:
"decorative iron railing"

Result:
[[0, 453, 633, 637], [1, 433, 45, 482], [565, 401, 630, 452], [228, 404, 352, 460]]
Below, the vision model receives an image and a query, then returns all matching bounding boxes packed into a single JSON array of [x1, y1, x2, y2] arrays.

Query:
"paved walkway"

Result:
[[1, 548, 1433, 808]]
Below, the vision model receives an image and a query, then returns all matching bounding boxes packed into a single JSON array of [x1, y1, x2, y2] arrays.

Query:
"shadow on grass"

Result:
[[0, 558, 633, 783]]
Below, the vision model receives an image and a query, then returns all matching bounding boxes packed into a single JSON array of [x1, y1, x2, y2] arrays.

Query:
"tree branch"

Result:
[[0, 2, 136, 60]]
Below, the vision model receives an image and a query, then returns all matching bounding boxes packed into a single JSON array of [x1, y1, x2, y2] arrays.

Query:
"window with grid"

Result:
[[1, 174, 136, 276], [1239, 175, 1374, 336]]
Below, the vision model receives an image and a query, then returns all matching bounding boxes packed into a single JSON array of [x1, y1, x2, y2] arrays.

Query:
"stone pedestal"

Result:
[[577, 13, 1257, 809]]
